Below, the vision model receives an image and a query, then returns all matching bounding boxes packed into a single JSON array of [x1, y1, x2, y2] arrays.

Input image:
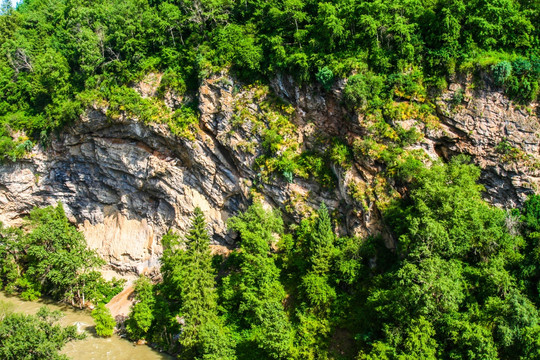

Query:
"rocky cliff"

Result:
[[0, 72, 538, 273]]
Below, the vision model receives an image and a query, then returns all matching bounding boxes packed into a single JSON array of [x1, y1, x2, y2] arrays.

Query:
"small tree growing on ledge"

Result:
[[92, 303, 116, 337]]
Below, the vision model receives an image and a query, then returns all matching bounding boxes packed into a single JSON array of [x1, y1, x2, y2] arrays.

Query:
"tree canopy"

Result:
[[124, 158, 540, 359], [0, 204, 124, 307], [0, 304, 84, 360], [0, 0, 538, 160]]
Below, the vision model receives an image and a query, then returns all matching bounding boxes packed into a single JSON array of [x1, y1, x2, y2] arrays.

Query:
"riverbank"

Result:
[[0, 292, 172, 360]]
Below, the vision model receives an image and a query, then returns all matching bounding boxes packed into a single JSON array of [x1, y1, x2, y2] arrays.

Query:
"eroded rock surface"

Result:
[[433, 81, 540, 207], [0, 105, 245, 273], [0, 73, 538, 272]]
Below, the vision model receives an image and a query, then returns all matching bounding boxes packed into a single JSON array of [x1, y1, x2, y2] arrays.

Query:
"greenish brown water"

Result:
[[0, 292, 173, 360]]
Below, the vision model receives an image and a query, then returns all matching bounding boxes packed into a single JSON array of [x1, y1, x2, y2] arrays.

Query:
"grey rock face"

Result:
[[0, 105, 246, 273], [0, 73, 537, 272], [433, 82, 540, 207]]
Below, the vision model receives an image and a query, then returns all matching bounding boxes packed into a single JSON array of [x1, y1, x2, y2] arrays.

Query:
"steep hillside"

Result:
[[0, 70, 537, 272], [3, 1, 540, 358]]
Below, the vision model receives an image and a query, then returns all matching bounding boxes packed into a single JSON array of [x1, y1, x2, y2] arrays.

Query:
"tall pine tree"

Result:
[[310, 202, 335, 275], [295, 203, 337, 358], [177, 207, 235, 360], [223, 203, 294, 359], [301, 202, 336, 309]]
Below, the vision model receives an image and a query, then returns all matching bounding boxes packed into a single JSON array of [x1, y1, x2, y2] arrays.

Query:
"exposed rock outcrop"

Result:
[[433, 80, 540, 207], [0, 106, 245, 273], [0, 72, 537, 273]]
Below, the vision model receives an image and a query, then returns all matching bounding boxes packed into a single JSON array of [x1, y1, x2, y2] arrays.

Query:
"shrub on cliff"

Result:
[[492, 61, 512, 86], [316, 67, 334, 91], [343, 72, 385, 109]]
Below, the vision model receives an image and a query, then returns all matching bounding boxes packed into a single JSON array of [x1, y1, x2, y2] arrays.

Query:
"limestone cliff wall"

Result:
[[0, 72, 537, 273]]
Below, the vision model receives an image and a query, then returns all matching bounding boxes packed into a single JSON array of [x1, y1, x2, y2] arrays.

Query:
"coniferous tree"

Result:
[[310, 202, 335, 275], [224, 203, 294, 359], [295, 203, 337, 359], [92, 303, 116, 337], [302, 202, 336, 309], [178, 207, 236, 360]]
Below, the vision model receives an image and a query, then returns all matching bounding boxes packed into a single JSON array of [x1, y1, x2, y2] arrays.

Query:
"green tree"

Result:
[[176, 207, 235, 359], [0, 223, 23, 292], [0, 204, 116, 307], [0, 306, 83, 360], [315, 66, 334, 90], [399, 317, 437, 360], [22, 204, 105, 304], [214, 24, 263, 73], [301, 203, 336, 309], [385, 156, 517, 262], [223, 203, 294, 359], [126, 276, 155, 340], [92, 303, 116, 337], [343, 72, 385, 109], [441, 317, 498, 360], [351, 156, 534, 358], [493, 61, 513, 86]]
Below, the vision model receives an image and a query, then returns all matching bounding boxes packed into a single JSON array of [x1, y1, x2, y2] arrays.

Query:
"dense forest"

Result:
[[0, 0, 539, 161], [121, 158, 540, 359], [2, 0, 540, 359]]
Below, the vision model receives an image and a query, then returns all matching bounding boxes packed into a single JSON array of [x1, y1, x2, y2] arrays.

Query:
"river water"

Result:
[[0, 292, 173, 360]]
